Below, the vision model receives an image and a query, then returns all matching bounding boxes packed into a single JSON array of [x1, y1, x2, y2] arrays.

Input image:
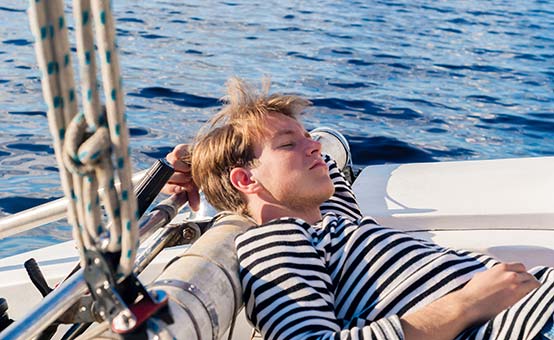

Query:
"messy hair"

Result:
[[191, 77, 311, 215]]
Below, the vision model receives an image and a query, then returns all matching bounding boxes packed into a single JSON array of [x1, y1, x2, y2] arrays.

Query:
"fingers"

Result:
[[161, 183, 186, 195], [508, 271, 540, 294], [511, 274, 541, 302], [164, 171, 197, 193], [170, 144, 191, 159], [495, 263, 541, 291], [502, 262, 527, 273], [522, 276, 541, 290], [161, 183, 201, 211], [166, 144, 192, 173], [164, 143, 196, 190], [517, 272, 541, 287], [162, 143, 201, 211], [167, 172, 194, 187]]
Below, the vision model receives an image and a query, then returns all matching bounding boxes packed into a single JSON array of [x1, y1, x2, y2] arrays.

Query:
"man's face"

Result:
[[249, 113, 335, 212]]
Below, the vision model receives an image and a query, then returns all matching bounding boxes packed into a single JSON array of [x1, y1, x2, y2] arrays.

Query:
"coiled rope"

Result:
[[28, 0, 138, 277]]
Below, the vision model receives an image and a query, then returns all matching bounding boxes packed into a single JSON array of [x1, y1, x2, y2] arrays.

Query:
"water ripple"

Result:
[[0, 197, 57, 214], [328, 82, 370, 89], [6, 143, 54, 154], [129, 127, 149, 137], [8, 111, 47, 117], [2, 39, 31, 46], [141, 146, 175, 159], [434, 63, 512, 73], [477, 113, 554, 133], [0, 6, 24, 13], [129, 87, 220, 108], [349, 135, 434, 165]]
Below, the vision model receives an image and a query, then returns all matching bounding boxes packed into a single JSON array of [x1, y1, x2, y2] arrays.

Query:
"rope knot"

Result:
[[63, 111, 111, 175]]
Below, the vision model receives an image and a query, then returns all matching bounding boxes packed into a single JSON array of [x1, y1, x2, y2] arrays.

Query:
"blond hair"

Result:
[[191, 77, 311, 215]]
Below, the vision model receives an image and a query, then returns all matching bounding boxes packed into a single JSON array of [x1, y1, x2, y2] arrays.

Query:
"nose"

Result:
[[306, 136, 322, 156]]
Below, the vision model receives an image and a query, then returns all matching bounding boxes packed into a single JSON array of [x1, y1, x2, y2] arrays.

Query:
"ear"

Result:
[[230, 167, 262, 194]]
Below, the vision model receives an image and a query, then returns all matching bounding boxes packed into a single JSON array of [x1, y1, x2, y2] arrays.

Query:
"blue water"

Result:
[[0, 0, 553, 257]]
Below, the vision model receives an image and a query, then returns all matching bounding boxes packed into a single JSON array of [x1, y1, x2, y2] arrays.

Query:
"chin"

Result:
[[316, 182, 335, 204], [324, 185, 335, 201], [324, 178, 335, 195]]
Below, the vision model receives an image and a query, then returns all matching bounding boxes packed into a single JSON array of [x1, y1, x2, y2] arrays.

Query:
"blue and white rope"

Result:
[[28, 0, 138, 277]]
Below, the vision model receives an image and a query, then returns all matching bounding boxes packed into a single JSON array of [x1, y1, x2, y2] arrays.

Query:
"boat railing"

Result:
[[0, 169, 149, 240], [0, 192, 205, 340]]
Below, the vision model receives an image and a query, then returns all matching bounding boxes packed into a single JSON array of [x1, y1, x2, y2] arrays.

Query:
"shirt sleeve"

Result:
[[320, 154, 364, 221], [235, 219, 403, 340], [303, 316, 404, 340]]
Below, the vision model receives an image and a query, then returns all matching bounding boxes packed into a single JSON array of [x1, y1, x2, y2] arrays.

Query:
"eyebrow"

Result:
[[273, 129, 296, 138]]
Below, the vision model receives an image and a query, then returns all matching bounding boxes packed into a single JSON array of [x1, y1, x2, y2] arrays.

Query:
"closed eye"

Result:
[[279, 142, 295, 148]]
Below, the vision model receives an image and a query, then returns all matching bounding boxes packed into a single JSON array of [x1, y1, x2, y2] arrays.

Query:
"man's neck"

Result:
[[251, 202, 322, 225]]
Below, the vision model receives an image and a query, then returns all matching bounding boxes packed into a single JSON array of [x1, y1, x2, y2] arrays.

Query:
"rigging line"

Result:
[[28, 0, 85, 253], [28, 0, 138, 277]]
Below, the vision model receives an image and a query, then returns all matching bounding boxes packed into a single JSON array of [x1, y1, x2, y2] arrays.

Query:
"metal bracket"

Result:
[[112, 289, 171, 334], [155, 279, 220, 340], [83, 249, 135, 329], [82, 249, 172, 334]]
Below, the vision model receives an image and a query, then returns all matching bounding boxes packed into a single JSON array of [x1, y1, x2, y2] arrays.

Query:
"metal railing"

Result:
[[0, 170, 148, 239], [0, 193, 194, 340]]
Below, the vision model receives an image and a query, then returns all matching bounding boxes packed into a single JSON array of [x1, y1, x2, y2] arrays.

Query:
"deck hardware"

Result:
[[182, 222, 201, 242]]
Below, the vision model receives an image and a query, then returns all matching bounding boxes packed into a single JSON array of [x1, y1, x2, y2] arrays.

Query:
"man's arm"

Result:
[[238, 216, 541, 340], [400, 262, 540, 340]]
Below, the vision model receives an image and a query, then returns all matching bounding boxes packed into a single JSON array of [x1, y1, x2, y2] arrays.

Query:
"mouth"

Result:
[[309, 159, 327, 170]]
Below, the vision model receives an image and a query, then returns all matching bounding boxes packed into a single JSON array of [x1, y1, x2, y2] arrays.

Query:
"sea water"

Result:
[[0, 0, 553, 257]]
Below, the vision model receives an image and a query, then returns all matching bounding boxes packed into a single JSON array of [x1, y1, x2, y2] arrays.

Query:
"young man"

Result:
[[163, 78, 554, 340]]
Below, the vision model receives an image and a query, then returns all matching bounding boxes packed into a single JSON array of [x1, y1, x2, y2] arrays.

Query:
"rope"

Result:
[[28, 0, 138, 277]]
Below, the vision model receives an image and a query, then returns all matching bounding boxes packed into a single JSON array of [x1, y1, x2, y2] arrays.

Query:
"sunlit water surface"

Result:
[[0, 0, 553, 256]]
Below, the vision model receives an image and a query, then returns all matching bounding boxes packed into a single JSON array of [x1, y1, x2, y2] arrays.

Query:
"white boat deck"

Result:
[[354, 156, 554, 267]]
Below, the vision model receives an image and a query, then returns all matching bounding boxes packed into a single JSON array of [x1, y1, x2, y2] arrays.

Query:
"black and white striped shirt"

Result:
[[235, 155, 554, 340]]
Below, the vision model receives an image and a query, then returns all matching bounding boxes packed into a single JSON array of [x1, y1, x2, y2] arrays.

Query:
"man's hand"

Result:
[[401, 262, 541, 340], [455, 262, 541, 325], [161, 144, 200, 211]]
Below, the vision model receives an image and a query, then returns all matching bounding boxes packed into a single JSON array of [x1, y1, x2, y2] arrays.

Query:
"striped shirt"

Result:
[[235, 155, 554, 340]]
